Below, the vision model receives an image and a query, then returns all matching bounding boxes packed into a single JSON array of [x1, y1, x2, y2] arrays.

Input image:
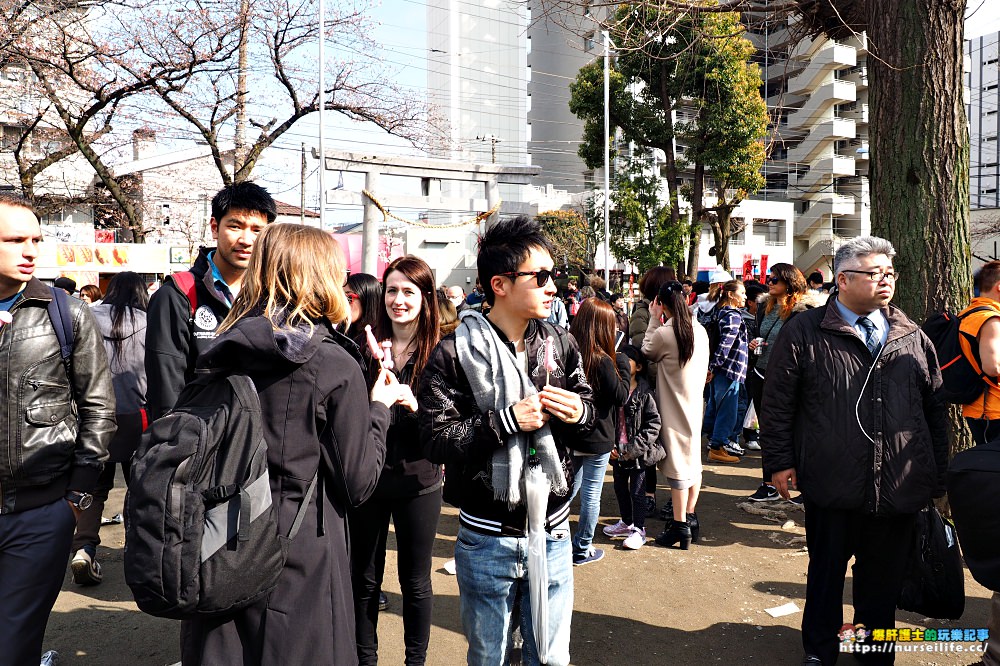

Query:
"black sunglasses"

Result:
[[766, 276, 781, 285], [499, 269, 558, 287]]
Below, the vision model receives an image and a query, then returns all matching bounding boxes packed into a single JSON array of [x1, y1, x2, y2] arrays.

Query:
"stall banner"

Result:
[[40, 243, 170, 274]]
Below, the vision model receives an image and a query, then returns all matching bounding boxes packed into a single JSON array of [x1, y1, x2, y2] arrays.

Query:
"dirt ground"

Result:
[[44, 449, 994, 665]]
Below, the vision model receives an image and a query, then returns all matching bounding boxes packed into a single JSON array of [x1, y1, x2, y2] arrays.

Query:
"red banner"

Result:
[[760, 255, 769, 280], [742, 254, 753, 282]]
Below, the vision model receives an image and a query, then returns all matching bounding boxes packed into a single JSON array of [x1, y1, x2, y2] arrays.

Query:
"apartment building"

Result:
[[745, 16, 871, 278], [968, 33, 1000, 210]]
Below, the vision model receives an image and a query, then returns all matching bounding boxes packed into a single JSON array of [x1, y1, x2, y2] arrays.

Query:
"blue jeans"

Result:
[[705, 373, 741, 448], [570, 452, 611, 558], [454, 522, 573, 666]]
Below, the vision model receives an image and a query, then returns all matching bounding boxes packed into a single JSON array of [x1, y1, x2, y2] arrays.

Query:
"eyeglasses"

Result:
[[766, 276, 781, 285], [498, 269, 558, 287], [842, 269, 899, 283]]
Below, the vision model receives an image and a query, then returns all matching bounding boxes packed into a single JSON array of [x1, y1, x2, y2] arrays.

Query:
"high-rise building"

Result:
[[967, 33, 1000, 210], [426, 0, 528, 167], [745, 15, 871, 276]]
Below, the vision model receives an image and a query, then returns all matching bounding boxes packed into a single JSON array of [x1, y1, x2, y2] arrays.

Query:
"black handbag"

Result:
[[896, 504, 965, 619], [948, 438, 1000, 592]]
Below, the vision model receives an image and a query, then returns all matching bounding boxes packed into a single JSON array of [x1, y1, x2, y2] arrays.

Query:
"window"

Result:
[[729, 218, 746, 245], [754, 218, 786, 246], [985, 84, 999, 91], [584, 32, 595, 52]]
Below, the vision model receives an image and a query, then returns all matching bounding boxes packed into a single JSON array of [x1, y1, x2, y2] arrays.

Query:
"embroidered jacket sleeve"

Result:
[[418, 338, 511, 464]]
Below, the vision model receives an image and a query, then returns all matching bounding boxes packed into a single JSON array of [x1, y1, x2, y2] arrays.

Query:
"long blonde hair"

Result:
[[218, 223, 349, 334]]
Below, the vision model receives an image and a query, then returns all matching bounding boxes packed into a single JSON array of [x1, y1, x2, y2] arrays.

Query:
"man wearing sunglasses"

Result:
[[419, 216, 595, 666], [760, 236, 947, 665]]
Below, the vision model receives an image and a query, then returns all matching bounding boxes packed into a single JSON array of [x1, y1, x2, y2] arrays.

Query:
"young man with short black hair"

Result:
[[145, 181, 276, 418], [419, 216, 595, 666], [0, 194, 116, 664]]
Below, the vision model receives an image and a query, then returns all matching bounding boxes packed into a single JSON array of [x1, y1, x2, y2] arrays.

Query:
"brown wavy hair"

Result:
[[764, 263, 808, 319], [376, 255, 440, 388], [570, 298, 618, 387]]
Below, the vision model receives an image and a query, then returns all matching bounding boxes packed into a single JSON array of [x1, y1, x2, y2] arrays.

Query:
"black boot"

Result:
[[655, 520, 691, 550], [687, 512, 700, 543]]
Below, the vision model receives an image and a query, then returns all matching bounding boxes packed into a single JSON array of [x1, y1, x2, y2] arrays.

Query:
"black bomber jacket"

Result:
[[418, 317, 596, 537], [0, 278, 117, 514]]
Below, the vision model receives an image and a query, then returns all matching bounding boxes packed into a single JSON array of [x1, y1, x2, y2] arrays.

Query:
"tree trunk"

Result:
[[659, 61, 682, 228], [865, 0, 972, 454]]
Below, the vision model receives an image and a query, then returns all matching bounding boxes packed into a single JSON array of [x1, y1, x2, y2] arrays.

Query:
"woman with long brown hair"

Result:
[[746, 263, 821, 502], [351, 255, 442, 666], [181, 223, 407, 665], [568, 298, 630, 563], [642, 281, 711, 549]]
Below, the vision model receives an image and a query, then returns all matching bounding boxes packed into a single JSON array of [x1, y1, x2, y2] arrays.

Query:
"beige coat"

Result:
[[641, 316, 711, 484]]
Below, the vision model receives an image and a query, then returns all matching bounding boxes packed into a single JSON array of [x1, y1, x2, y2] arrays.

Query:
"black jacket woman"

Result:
[[351, 255, 442, 666], [180, 224, 409, 666]]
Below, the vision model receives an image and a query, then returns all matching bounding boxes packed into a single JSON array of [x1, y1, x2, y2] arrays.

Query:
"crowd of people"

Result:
[[0, 182, 997, 666]]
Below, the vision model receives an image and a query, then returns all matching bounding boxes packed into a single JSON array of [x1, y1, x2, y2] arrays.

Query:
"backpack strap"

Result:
[[170, 271, 199, 326], [958, 306, 1000, 391], [47, 286, 75, 366]]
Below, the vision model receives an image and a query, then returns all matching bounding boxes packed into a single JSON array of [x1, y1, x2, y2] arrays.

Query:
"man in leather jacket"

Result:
[[761, 236, 947, 666], [0, 193, 116, 665], [145, 182, 275, 418]]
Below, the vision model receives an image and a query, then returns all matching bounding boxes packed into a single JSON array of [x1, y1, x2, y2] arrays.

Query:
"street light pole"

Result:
[[602, 29, 611, 284]]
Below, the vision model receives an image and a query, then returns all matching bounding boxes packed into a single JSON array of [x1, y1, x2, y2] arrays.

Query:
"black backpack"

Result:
[[124, 372, 316, 619], [947, 439, 1000, 593], [921, 306, 999, 404]]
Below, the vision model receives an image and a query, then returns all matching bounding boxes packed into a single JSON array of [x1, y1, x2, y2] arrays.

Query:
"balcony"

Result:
[[838, 102, 869, 124], [787, 118, 857, 164], [794, 194, 855, 236], [787, 80, 856, 129], [787, 45, 857, 95], [791, 156, 856, 192]]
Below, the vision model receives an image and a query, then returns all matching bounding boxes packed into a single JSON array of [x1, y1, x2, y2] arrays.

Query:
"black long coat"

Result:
[[180, 317, 389, 665]]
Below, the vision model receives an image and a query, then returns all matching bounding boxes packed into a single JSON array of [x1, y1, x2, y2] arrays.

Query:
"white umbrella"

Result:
[[524, 465, 551, 663]]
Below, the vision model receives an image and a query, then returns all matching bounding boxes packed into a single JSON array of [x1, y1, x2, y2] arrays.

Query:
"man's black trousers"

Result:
[[802, 501, 917, 665], [0, 499, 76, 666]]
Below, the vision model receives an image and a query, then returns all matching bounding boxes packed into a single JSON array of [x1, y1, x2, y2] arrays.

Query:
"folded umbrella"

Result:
[[524, 465, 551, 663]]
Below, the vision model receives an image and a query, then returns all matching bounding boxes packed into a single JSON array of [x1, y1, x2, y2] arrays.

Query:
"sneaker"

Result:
[[747, 483, 780, 502], [622, 528, 646, 550], [573, 547, 605, 566], [71, 548, 102, 586], [378, 591, 388, 612], [708, 448, 741, 464], [723, 441, 745, 456], [603, 520, 633, 538], [788, 494, 804, 506], [743, 439, 761, 451]]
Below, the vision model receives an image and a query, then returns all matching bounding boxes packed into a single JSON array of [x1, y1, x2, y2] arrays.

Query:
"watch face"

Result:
[[78, 494, 93, 510]]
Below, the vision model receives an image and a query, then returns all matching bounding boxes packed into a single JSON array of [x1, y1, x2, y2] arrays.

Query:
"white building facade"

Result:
[[968, 33, 1000, 210]]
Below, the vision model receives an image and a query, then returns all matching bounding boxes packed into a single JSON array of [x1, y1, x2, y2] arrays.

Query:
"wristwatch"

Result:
[[65, 491, 94, 511]]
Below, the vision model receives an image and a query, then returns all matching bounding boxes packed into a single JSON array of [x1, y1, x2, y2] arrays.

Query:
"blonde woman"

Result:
[[181, 224, 410, 666]]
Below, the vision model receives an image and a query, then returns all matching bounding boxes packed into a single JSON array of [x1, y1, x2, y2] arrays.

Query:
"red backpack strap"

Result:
[[170, 271, 198, 319]]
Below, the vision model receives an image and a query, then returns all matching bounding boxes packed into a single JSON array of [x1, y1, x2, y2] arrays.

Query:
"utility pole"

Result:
[[300, 142, 306, 224], [317, 0, 326, 227], [234, 0, 250, 174], [477, 134, 501, 164], [602, 29, 611, 284]]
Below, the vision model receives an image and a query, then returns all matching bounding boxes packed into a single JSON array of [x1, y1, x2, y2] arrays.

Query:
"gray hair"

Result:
[[833, 236, 896, 274]]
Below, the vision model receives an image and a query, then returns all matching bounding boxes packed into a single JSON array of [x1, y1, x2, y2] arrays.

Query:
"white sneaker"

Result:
[[71, 548, 102, 586], [603, 520, 633, 538], [743, 439, 761, 451], [622, 528, 646, 550], [723, 441, 745, 456]]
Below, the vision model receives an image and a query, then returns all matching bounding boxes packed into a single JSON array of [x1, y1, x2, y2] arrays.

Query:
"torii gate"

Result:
[[316, 149, 540, 275]]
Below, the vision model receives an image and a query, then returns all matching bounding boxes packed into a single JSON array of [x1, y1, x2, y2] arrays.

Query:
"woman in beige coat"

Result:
[[641, 281, 711, 549]]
